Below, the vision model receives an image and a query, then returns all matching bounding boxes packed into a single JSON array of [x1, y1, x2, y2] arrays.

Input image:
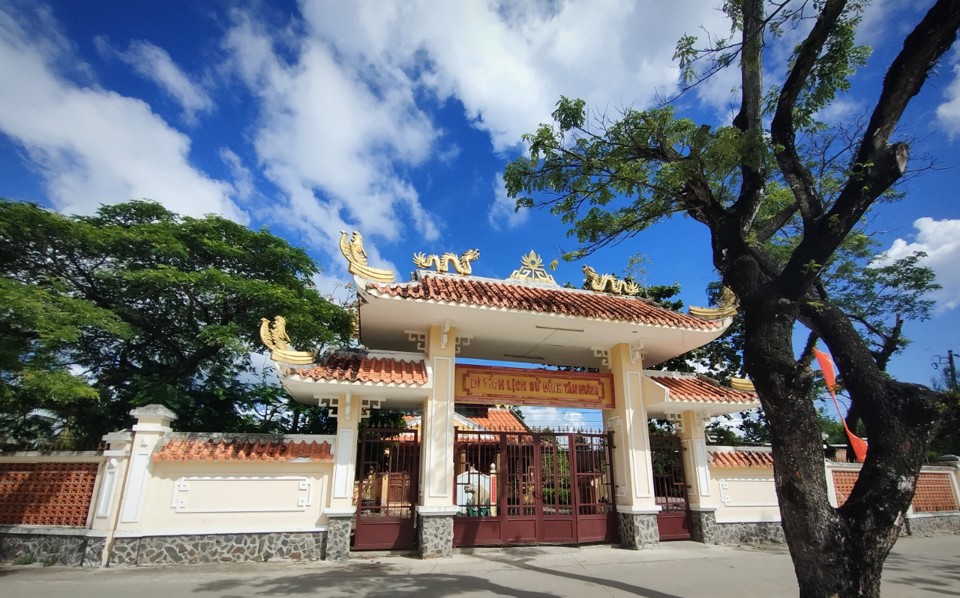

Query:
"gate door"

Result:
[[453, 430, 616, 547], [354, 428, 419, 551], [650, 433, 691, 540]]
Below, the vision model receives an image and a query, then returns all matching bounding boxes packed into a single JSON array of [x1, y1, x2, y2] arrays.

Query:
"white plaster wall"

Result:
[[118, 460, 335, 535], [710, 467, 782, 523]]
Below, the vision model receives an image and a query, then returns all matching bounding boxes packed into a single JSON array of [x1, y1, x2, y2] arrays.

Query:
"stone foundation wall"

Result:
[[325, 517, 352, 562], [617, 512, 658, 549], [108, 531, 326, 567], [690, 510, 785, 545], [905, 514, 960, 537], [418, 515, 453, 559], [0, 532, 104, 567]]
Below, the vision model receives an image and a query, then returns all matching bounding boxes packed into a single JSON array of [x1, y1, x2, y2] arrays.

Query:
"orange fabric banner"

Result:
[[813, 348, 867, 462]]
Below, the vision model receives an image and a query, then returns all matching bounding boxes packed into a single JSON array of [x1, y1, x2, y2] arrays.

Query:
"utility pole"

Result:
[[933, 350, 958, 391]]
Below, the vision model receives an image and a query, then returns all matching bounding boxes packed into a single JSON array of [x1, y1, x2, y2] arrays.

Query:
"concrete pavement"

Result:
[[0, 535, 957, 597]]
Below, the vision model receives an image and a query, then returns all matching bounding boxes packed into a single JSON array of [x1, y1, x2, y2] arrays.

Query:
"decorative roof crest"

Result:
[[339, 231, 396, 283], [689, 287, 739, 319], [582, 265, 641, 296], [260, 316, 315, 365], [509, 251, 557, 285], [413, 248, 480, 275], [729, 377, 756, 392]]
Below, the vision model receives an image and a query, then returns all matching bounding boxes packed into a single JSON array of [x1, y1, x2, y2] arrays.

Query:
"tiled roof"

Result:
[[366, 274, 724, 331], [463, 408, 529, 432], [647, 374, 758, 404], [153, 435, 333, 463], [710, 449, 774, 468], [288, 351, 428, 385]]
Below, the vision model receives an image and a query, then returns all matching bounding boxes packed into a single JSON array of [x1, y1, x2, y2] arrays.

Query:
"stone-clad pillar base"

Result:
[[325, 513, 353, 561], [617, 509, 659, 549], [417, 507, 456, 559], [689, 508, 718, 544]]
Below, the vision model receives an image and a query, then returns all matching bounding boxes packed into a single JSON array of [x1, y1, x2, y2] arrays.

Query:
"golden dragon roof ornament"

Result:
[[509, 251, 556, 285], [688, 287, 739, 319], [413, 248, 480, 275], [259, 316, 315, 365], [729, 377, 756, 392], [582, 265, 642, 296], [339, 231, 396, 283]]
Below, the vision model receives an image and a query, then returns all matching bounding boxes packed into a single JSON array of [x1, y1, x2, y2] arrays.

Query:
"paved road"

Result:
[[0, 536, 957, 597]]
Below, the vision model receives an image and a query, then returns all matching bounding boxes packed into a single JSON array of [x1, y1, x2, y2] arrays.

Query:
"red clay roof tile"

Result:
[[153, 435, 333, 463], [366, 274, 724, 331], [289, 352, 428, 385], [463, 408, 529, 432], [647, 374, 758, 404], [710, 449, 774, 468]]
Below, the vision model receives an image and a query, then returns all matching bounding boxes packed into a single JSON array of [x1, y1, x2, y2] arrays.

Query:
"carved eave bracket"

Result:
[[688, 287, 739, 320], [260, 316, 316, 365], [339, 230, 396, 283]]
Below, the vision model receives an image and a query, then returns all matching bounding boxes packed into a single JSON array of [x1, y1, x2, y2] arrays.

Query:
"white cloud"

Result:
[[488, 172, 529, 230], [95, 37, 213, 122], [518, 406, 601, 430], [0, 4, 244, 221], [222, 8, 441, 263], [219, 147, 254, 202], [937, 63, 960, 139], [878, 218, 960, 311]]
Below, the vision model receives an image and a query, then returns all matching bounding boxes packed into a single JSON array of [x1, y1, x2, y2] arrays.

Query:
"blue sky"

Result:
[[2, 1, 959, 429]]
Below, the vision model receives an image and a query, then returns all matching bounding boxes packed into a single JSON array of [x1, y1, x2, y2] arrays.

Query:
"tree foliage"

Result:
[[0, 200, 352, 448], [505, 1, 960, 595]]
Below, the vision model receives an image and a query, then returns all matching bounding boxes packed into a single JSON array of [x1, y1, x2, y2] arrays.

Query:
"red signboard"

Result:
[[454, 364, 615, 409]]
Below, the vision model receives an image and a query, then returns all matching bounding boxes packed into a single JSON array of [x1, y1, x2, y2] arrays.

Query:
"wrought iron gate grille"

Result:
[[649, 432, 692, 540], [354, 427, 419, 550], [453, 429, 616, 546]]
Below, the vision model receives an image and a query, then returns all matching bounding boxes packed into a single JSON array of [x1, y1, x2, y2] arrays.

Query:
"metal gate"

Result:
[[354, 428, 420, 551], [452, 430, 616, 547], [650, 433, 691, 540]]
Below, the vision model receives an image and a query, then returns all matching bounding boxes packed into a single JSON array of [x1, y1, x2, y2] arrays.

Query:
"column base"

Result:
[[689, 509, 718, 544], [325, 516, 353, 561], [617, 512, 659, 549], [417, 514, 454, 559]]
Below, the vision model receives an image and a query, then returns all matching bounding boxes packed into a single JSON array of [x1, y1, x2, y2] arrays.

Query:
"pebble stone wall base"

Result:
[[418, 515, 453, 559], [325, 517, 352, 562], [905, 514, 960, 536], [617, 512, 659, 549], [108, 531, 326, 567], [0, 533, 104, 567], [690, 510, 785, 546]]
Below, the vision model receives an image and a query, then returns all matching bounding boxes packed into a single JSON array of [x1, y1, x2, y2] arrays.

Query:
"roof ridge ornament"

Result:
[[413, 248, 480, 275], [339, 230, 396, 283], [260, 316, 316, 365], [582, 265, 642, 296], [688, 287, 739, 319], [729, 377, 756, 392], [509, 250, 557, 285]]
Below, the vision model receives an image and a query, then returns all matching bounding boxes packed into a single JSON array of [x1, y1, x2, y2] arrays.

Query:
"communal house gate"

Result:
[[650, 433, 691, 540]]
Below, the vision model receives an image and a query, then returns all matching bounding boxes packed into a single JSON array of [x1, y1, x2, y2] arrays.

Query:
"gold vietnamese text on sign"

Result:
[[454, 365, 615, 409], [339, 230, 396, 283]]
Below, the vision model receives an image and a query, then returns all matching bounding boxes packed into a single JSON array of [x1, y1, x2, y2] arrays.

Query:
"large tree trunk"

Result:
[[733, 275, 939, 597]]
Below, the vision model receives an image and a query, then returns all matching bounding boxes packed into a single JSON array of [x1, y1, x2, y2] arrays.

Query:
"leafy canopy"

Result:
[[0, 200, 352, 447]]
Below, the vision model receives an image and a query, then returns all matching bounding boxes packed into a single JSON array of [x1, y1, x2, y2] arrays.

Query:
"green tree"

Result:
[[504, 2, 959, 595], [0, 200, 352, 447]]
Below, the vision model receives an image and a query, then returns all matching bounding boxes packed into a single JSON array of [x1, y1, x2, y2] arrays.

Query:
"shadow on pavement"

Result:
[[882, 550, 960, 597]]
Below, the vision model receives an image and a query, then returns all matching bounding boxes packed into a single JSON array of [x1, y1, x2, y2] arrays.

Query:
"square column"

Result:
[[325, 392, 363, 561], [417, 323, 458, 558], [677, 411, 719, 544], [601, 343, 659, 548]]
